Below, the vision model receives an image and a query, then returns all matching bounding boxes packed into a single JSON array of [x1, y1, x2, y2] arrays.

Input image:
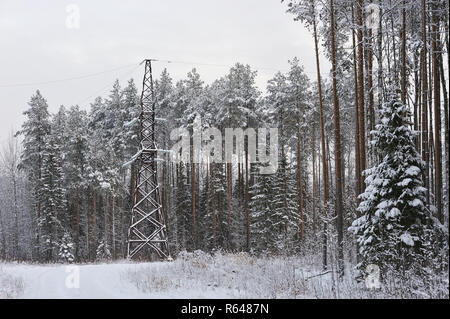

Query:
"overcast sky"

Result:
[[0, 0, 330, 144]]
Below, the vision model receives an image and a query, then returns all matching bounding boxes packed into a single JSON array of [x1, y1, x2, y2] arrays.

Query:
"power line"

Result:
[[73, 58, 300, 107], [152, 58, 291, 73], [0, 63, 139, 88], [75, 64, 141, 106], [0, 58, 322, 91], [151, 58, 326, 79], [0, 57, 325, 109]]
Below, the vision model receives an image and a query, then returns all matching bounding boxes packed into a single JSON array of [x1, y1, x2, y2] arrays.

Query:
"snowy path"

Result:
[[1, 262, 153, 299]]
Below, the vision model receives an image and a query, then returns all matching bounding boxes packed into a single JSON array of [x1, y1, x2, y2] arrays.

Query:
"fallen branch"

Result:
[[305, 270, 332, 281]]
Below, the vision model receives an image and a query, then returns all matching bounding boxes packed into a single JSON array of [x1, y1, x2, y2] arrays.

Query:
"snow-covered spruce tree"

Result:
[[269, 155, 299, 254], [349, 94, 440, 276], [249, 163, 276, 254], [174, 162, 191, 253]]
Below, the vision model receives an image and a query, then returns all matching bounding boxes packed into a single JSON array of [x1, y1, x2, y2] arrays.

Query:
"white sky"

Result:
[[0, 0, 330, 144]]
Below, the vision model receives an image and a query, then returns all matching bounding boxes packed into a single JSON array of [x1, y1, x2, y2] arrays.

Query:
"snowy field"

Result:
[[1, 251, 448, 299]]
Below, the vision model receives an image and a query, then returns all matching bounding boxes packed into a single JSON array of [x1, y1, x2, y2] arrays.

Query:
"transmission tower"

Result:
[[127, 59, 171, 260]]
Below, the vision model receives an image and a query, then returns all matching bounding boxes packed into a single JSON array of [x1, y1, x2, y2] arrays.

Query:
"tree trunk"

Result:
[[377, 0, 384, 108], [401, 0, 407, 104], [104, 193, 108, 247], [211, 163, 217, 249], [352, 3, 361, 205], [112, 196, 116, 259], [0, 208, 6, 260], [389, 0, 398, 83], [367, 1, 375, 142], [357, 0, 366, 195], [191, 162, 196, 250], [432, 4, 442, 223], [120, 195, 124, 258], [93, 188, 97, 248], [75, 187, 79, 259], [414, 52, 421, 150], [36, 141, 42, 261], [421, 0, 430, 205], [330, 0, 344, 279], [227, 161, 232, 249], [245, 136, 250, 251], [312, 124, 317, 236], [312, 0, 328, 270], [87, 187, 91, 260], [296, 88, 304, 241], [13, 175, 19, 259], [438, 51, 449, 223]]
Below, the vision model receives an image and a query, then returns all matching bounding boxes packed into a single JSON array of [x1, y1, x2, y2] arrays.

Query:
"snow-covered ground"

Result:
[[0, 265, 24, 298], [1, 255, 307, 299], [1, 251, 448, 299], [0, 262, 151, 298], [0, 252, 326, 299]]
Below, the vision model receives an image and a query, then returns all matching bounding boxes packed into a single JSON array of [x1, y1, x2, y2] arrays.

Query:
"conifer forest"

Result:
[[0, 0, 448, 299]]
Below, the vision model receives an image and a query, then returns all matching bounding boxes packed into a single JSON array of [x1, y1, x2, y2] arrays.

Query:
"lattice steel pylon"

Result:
[[127, 59, 171, 260]]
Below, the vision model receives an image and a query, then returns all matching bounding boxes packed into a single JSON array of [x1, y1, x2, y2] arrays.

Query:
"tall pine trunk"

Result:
[[421, 0, 430, 205], [352, 3, 361, 206], [296, 87, 304, 241], [312, 124, 317, 236], [245, 134, 250, 251], [357, 0, 367, 193], [401, 0, 407, 104], [432, 3, 443, 223], [93, 188, 97, 250], [75, 187, 79, 260], [312, 0, 328, 270], [438, 52, 449, 221], [330, 0, 345, 279]]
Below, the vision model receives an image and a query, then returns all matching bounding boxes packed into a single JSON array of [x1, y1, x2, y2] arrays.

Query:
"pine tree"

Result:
[[350, 94, 440, 274], [64, 105, 88, 260], [86, 97, 105, 256], [0, 131, 21, 260], [121, 79, 140, 255], [285, 0, 330, 269], [17, 90, 51, 260], [214, 63, 260, 250], [40, 132, 66, 262]]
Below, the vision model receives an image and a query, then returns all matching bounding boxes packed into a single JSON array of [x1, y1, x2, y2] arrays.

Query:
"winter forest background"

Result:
[[0, 0, 449, 297]]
